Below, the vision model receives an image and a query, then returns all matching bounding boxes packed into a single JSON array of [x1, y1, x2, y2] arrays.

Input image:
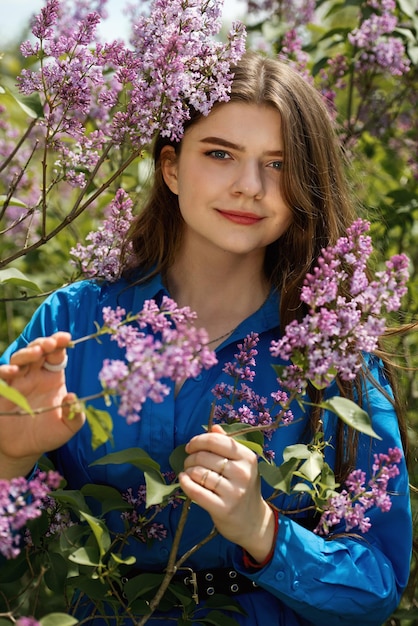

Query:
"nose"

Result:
[[231, 160, 264, 199]]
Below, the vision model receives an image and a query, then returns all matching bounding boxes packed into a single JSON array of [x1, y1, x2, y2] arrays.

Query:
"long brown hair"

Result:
[[124, 52, 408, 479], [126, 52, 356, 318]]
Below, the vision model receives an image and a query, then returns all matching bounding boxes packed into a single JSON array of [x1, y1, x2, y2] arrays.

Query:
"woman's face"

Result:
[[161, 101, 293, 263]]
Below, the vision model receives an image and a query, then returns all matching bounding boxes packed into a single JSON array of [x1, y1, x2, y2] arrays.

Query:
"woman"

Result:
[[0, 52, 411, 625]]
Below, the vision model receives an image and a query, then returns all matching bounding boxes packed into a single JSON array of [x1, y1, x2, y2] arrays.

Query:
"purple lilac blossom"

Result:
[[270, 219, 409, 392], [315, 447, 402, 535], [121, 476, 182, 543], [17, 0, 246, 190], [98, 298, 217, 424], [278, 29, 310, 79], [348, 9, 410, 76], [0, 470, 62, 559], [70, 188, 134, 280], [212, 333, 294, 460]]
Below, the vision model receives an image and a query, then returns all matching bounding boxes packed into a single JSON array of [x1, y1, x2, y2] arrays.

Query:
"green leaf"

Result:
[[320, 396, 382, 439], [0, 379, 34, 415], [109, 552, 136, 566], [292, 482, 314, 493], [144, 470, 180, 507], [398, 0, 417, 18], [52, 489, 91, 515], [259, 457, 300, 494], [85, 404, 114, 450], [169, 443, 188, 475], [80, 511, 111, 557], [81, 484, 132, 514], [283, 443, 311, 461], [90, 447, 161, 472], [45, 552, 68, 593], [40, 615, 78, 626], [0, 79, 44, 118], [124, 572, 165, 603], [68, 545, 100, 567], [297, 450, 324, 483], [0, 195, 28, 208], [220, 423, 265, 457]]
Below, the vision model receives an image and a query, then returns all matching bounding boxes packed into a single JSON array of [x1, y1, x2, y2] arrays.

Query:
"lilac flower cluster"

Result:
[[212, 333, 294, 460], [0, 470, 62, 559], [318, 54, 349, 117], [125, 0, 247, 143], [121, 478, 181, 543], [70, 188, 134, 281], [99, 298, 218, 423], [278, 29, 310, 78], [270, 219, 409, 392], [18, 0, 246, 157], [348, 1, 410, 76], [315, 447, 402, 535]]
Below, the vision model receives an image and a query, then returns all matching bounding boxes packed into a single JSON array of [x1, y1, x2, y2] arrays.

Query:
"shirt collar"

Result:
[[126, 271, 280, 341]]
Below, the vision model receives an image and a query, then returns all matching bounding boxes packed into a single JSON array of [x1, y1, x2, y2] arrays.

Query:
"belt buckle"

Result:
[[178, 566, 199, 604]]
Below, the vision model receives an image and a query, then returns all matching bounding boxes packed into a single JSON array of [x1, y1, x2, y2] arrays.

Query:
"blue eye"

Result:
[[207, 150, 230, 159], [269, 161, 283, 170]]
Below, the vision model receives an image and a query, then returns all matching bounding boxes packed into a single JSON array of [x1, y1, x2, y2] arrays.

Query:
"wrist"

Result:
[[0, 453, 39, 480], [242, 503, 279, 569]]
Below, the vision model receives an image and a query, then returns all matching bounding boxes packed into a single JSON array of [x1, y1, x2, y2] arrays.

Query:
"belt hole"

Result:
[[205, 573, 214, 581], [230, 583, 239, 593], [206, 586, 215, 595], [228, 570, 237, 578]]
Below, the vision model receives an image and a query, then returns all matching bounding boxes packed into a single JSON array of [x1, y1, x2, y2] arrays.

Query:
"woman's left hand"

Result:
[[179, 424, 276, 564]]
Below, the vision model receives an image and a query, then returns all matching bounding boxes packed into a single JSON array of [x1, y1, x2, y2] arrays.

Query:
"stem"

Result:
[[0, 145, 142, 269], [0, 118, 38, 174], [136, 497, 192, 626]]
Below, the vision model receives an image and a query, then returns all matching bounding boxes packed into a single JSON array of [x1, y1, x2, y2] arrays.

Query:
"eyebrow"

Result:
[[199, 136, 283, 157]]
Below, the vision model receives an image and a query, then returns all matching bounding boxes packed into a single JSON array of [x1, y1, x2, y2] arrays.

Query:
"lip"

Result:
[[217, 209, 263, 226]]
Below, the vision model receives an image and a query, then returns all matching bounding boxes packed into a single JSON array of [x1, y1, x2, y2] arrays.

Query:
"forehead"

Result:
[[184, 102, 283, 148]]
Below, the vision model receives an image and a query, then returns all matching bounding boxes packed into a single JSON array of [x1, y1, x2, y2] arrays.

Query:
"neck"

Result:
[[165, 252, 270, 343]]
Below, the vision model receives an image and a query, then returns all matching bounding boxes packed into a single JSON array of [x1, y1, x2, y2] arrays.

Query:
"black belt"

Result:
[[123, 567, 260, 603]]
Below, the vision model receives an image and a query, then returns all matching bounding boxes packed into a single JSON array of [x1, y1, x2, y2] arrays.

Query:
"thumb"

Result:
[[210, 423, 227, 435]]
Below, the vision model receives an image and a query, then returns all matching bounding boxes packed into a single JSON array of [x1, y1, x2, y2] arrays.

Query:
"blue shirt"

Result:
[[1, 273, 412, 625]]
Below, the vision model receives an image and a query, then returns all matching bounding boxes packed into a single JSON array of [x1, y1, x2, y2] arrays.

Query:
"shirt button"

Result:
[[275, 571, 285, 581], [292, 580, 300, 591], [193, 374, 202, 381]]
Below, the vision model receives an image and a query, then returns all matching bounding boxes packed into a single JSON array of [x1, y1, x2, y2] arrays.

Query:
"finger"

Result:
[[0, 363, 20, 381], [179, 469, 226, 504], [185, 431, 252, 463], [182, 460, 231, 492], [10, 333, 72, 369], [184, 451, 231, 478]]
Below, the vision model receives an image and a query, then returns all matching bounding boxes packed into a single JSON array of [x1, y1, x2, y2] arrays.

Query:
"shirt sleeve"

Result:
[[233, 357, 412, 626]]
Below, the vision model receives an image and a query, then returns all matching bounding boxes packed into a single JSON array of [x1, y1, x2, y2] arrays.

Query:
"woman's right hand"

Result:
[[0, 332, 85, 479]]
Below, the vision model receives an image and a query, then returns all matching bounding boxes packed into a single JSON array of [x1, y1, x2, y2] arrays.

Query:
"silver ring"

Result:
[[43, 354, 68, 372]]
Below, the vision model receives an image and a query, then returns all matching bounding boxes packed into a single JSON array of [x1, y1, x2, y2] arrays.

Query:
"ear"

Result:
[[160, 145, 179, 195]]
